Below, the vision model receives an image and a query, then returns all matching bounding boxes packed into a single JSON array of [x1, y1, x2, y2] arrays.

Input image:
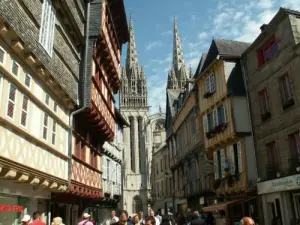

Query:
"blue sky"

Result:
[[119, 0, 299, 114]]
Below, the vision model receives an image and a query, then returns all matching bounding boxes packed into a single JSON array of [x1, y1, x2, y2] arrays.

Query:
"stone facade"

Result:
[[242, 8, 300, 225], [120, 15, 166, 215]]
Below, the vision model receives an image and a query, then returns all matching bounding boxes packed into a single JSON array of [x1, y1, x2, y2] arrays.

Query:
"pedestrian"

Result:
[[149, 210, 160, 225], [240, 217, 255, 225], [138, 212, 145, 225], [205, 213, 214, 225], [145, 216, 156, 225], [51, 217, 65, 225], [106, 210, 120, 225], [77, 213, 94, 225], [160, 215, 172, 225], [21, 215, 31, 225], [133, 214, 141, 225], [190, 211, 206, 225], [31, 212, 46, 225], [155, 212, 162, 224]]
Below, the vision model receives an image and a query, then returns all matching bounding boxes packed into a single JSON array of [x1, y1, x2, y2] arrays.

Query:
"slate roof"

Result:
[[166, 89, 181, 117], [201, 39, 250, 74], [227, 61, 246, 96], [194, 53, 207, 78]]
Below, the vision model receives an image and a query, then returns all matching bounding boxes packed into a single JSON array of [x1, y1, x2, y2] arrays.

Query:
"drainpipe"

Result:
[[240, 58, 259, 180], [68, 0, 94, 187]]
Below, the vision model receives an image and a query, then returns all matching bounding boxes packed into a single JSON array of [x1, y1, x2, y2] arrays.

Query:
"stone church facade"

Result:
[[119, 15, 165, 215]]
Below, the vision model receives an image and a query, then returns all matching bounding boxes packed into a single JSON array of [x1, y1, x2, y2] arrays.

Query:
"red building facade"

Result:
[[51, 0, 129, 223]]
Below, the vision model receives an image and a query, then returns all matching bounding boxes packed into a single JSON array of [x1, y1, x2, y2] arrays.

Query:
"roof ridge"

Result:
[[214, 38, 251, 44]]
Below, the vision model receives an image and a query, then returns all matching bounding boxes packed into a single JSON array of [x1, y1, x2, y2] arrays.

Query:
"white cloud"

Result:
[[198, 32, 208, 39], [146, 41, 163, 51], [258, 0, 273, 9], [151, 53, 172, 66], [161, 30, 172, 36]]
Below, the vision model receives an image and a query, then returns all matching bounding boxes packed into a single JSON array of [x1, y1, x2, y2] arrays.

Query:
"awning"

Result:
[[202, 197, 255, 212]]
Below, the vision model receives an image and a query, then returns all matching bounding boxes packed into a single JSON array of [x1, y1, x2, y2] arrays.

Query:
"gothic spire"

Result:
[[126, 13, 138, 69], [172, 17, 185, 72], [167, 68, 178, 89]]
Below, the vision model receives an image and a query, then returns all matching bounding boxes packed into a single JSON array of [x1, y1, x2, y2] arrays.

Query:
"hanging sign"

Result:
[[0, 205, 24, 212]]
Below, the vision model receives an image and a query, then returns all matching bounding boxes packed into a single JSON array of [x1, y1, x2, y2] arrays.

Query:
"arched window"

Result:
[[132, 195, 143, 213]]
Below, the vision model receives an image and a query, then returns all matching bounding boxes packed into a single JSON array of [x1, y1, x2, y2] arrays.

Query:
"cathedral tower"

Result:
[[167, 18, 189, 90], [120, 14, 150, 216]]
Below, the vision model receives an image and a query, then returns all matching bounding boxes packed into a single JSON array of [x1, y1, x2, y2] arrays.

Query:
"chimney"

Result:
[[260, 24, 268, 32]]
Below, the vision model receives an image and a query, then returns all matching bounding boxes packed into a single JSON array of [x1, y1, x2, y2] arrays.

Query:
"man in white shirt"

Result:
[[106, 210, 119, 225], [150, 210, 160, 225]]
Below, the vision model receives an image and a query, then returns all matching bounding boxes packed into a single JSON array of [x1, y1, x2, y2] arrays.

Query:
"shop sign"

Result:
[[258, 174, 300, 194], [0, 205, 24, 212]]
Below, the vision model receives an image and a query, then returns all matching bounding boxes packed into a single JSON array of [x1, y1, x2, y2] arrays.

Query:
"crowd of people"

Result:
[[20, 209, 256, 225]]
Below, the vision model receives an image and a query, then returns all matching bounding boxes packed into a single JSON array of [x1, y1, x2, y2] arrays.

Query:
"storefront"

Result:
[[202, 197, 259, 225], [0, 180, 50, 225], [175, 199, 187, 216], [258, 174, 300, 225]]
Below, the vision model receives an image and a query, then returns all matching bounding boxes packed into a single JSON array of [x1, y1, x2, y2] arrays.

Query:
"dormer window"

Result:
[[204, 73, 215, 98]]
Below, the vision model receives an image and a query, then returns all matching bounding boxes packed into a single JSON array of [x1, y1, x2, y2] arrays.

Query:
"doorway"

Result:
[[267, 198, 282, 225]]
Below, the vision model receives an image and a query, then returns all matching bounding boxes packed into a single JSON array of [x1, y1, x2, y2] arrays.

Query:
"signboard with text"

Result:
[[258, 174, 300, 194], [0, 205, 24, 212]]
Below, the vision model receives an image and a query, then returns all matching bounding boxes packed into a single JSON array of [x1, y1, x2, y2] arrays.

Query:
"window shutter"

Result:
[[229, 145, 236, 175], [203, 115, 208, 133], [102, 157, 107, 179], [220, 149, 226, 178], [237, 141, 243, 173], [205, 77, 209, 93], [213, 152, 219, 180], [223, 102, 229, 123], [256, 51, 262, 68], [213, 109, 218, 127], [210, 74, 216, 93]]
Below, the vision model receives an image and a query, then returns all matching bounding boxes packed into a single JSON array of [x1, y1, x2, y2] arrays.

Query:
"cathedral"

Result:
[[120, 15, 166, 215]]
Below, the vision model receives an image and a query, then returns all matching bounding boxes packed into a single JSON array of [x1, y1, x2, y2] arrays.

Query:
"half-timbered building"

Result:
[[0, 0, 84, 223], [50, 0, 129, 224], [195, 39, 258, 224]]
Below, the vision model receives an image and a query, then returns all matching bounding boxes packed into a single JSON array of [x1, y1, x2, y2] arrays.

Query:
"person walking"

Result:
[[51, 217, 65, 225], [77, 213, 94, 225], [31, 212, 46, 225], [240, 217, 255, 225], [21, 215, 31, 225], [190, 211, 206, 225], [106, 210, 119, 225]]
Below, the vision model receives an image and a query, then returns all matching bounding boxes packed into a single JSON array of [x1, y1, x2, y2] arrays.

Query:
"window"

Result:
[[289, 132, 300, 165], [24, 74, 31, 87], [205, 103, 228, 133], [207, 112, 214, 131], [11, 60, 19, 76], [266, 142, 278, 176], [53, 102, 58, 112], [20, 95, 29, 126], [256, 36, 278, 67], [204, 73, 216, 94], [45, 94, 50, 105], [279, 74, 294, 108], [51, 121, 56, 145], [0, 48, 5, 64], [191, 116, 196, 135], [107, 159, 110, 180], [7, 84, 17, 118], [40, 0, 56, 55], [43, 113, 49, 140], [258, 89, 270, 117], [90, 151, 97, 168]]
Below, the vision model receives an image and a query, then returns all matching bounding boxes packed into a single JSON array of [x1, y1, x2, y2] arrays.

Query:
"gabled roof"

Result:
[[227, 61, 246, 96], [194, 53, 207, 78], [200, 39, 250, 75]]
